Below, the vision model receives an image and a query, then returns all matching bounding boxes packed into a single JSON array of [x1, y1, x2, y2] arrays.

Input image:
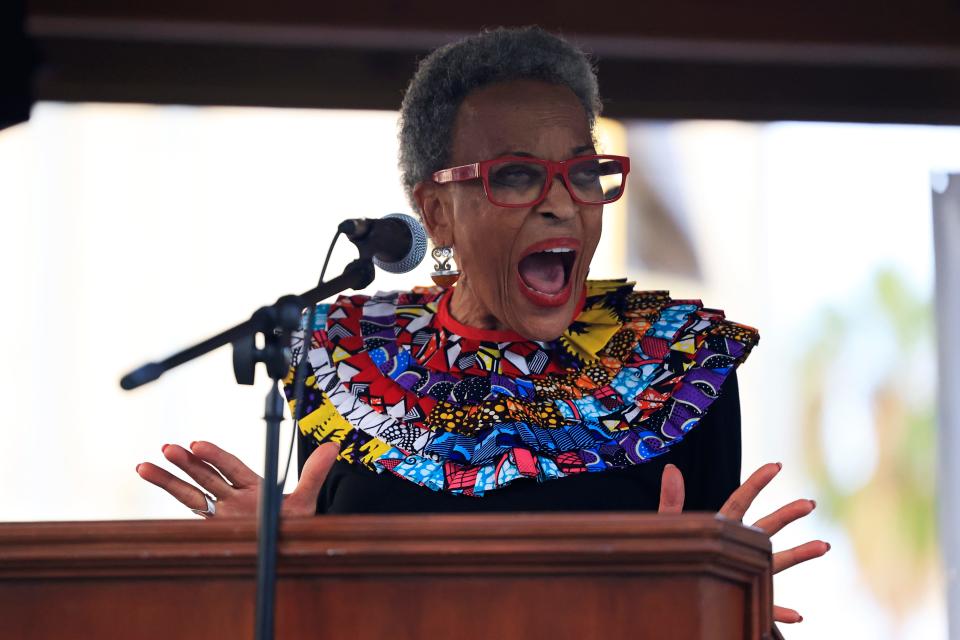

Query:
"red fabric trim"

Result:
[[434, 287, 587, 343]]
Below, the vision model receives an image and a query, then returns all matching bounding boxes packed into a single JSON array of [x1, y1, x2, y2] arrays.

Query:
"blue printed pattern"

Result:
[[284, 282, 759, 496]]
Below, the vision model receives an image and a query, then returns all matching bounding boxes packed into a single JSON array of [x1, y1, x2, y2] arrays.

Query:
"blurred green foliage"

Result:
[[799, 267, 938, 617]]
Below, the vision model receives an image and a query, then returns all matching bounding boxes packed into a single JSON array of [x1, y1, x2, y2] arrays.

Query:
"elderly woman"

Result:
[[137, 27, 827, 624]]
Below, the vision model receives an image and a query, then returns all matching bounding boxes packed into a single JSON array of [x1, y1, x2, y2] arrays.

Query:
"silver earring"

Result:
[[430, 246, 460, 287]]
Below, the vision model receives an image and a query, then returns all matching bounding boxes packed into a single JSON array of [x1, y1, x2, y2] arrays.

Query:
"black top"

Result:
[[298, 371, 742, 514]]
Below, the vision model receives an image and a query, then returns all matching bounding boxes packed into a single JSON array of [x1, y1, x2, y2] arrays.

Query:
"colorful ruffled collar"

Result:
[[285, 279, 759, 496]]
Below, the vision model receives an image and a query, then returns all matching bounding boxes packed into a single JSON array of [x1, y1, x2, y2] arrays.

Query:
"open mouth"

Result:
[[516, 238, 580, 307]]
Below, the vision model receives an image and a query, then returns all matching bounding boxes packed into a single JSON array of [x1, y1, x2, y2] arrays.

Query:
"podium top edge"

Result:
[[0, 513, 773, 582], [0, 512, 768, 547]]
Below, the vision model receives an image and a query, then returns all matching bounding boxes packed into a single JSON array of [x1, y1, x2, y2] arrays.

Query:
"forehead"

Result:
[[450, 80, 593, 163]]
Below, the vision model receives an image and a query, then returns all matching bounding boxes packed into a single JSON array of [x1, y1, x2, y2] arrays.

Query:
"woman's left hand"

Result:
[[658, 462, 830, 624]]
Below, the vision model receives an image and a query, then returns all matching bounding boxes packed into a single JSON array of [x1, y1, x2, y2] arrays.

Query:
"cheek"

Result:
[[588, 205, 604, 234], [581, 207, 604, 263], [452, 198, 523, 279]]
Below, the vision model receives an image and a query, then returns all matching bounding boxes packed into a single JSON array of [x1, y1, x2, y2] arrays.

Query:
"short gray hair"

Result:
[[398, 26, 602, 210]]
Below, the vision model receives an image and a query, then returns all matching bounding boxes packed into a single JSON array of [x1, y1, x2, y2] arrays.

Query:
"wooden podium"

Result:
[[0, 513, 777, 640]]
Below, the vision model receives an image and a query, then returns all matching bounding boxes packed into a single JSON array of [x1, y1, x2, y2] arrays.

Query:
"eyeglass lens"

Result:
[[487, 157, 625, 206]]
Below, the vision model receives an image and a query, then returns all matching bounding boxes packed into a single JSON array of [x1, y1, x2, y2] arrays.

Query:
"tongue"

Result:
[[518, 252, 566, 294]]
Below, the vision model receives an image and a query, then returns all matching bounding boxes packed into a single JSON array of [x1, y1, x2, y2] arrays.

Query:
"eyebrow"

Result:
[[493, 144, 597, 158]]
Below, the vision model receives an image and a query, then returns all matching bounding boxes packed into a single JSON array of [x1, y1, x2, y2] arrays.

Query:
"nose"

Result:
[[536, 174, 577, 221]]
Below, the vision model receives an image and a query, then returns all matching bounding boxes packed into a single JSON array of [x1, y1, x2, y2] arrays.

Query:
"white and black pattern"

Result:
[[502, 349, 531, 375], [336, 361, 362, 384], [310, 341, 432, 454], [527, 349, 549, 375]]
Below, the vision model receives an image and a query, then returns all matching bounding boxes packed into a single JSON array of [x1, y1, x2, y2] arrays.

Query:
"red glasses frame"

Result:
[[431, 154, 631, 208]]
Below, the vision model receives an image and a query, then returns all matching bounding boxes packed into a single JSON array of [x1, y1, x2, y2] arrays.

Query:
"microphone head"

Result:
[[373, 213, 428, 274]]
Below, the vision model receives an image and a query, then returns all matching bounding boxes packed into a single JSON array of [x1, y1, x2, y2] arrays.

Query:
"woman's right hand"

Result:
[[136, 440, 340, 518]]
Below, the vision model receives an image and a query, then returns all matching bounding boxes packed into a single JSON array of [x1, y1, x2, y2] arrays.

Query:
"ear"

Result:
[[413, 181, 455, 247]]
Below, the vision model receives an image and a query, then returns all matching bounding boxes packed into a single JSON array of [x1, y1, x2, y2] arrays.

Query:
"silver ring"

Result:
[[191, 492, 217, 518]]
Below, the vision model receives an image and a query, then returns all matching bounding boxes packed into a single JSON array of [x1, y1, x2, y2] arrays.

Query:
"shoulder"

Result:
[[288, 286, 444, 374], [563, 279, 760, 364], [329, 286, 446, 315], [299, 286, 446, 334]]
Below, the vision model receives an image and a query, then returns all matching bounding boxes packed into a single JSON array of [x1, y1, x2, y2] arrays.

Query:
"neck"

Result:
[[447, 275, 505, 331]]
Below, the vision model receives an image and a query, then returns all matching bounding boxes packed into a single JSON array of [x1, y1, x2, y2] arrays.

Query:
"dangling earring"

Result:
[[430, 246, 460, 287]]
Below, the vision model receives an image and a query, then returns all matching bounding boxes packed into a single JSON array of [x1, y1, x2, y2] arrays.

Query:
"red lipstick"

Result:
[[516, 237, 580, 308]]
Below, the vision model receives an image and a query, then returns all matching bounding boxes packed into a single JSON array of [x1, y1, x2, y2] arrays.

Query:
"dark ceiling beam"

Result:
[[24, 2, 960, 124], [26, 0, 960, 49]]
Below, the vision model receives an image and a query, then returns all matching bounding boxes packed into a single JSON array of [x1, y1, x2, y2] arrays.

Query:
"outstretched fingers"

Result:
[[773, 539, 831, 574], [715, 463, 827, 625], [719, 462, 781, 521], [161, 444, 232, 498], [774, 605, 803, 624], [136, 462, 208, 512], [189, 440, 260, 488], [752, 499, 816, 536]]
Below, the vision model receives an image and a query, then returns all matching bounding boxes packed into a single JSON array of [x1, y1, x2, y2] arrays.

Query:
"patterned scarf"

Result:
[[284, 279, 759, 496]]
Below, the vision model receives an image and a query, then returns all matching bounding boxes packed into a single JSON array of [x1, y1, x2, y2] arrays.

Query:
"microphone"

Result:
[[338, 213, 427, 274]]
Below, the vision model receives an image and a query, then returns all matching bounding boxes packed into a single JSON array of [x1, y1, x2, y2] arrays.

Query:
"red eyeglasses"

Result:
[[431, 154, 630, 208]]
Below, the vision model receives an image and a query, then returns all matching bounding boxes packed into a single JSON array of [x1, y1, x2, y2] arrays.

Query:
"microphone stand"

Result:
[[121, 257, 377, 640]]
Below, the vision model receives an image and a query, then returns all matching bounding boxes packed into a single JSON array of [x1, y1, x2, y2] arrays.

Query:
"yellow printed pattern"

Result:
[[289, 381, 354, 446]]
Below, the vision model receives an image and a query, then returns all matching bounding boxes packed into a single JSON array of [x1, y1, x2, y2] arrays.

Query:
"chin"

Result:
[[515, 318, 567, 342], [511, 283, 582, 341]]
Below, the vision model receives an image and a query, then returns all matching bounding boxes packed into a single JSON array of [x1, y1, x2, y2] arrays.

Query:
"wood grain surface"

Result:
[[0, 513, 775, 639]]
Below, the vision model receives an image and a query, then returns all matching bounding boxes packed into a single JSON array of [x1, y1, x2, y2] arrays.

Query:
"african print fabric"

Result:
[[283, 279, 759, 497]]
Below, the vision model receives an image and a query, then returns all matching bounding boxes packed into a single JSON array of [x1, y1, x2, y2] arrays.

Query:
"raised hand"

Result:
[[136, 440, 339, 518], [658, 462, 830, 624]]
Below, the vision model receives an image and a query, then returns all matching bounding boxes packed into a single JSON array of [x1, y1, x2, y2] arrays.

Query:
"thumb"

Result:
[[658, 463, 685, 514], [284, 441, 339, 515]]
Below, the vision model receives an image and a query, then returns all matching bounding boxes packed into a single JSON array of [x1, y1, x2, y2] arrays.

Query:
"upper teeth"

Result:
[[543, 248, 573, 253]]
